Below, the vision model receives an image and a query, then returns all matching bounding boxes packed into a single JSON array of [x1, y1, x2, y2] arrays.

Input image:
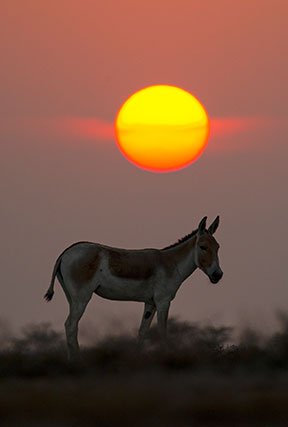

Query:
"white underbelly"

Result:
[[94, 276, 154, 303]]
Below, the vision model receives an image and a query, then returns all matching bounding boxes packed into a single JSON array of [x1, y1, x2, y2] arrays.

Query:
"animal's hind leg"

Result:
[[138, 303, 156, 341], [65, 296, 91, 360]]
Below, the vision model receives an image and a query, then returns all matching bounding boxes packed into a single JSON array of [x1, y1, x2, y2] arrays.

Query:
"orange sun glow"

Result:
[[114, 85, 210, 172]]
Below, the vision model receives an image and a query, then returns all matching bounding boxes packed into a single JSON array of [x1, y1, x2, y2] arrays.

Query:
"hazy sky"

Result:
[[1, 1, 288, 338]]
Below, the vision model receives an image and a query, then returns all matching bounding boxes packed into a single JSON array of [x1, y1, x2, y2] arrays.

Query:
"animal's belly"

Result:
[[94, 280, 153, 303]]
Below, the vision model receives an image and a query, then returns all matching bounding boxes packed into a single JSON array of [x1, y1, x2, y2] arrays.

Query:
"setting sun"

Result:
[[115, 85, 210, 172]]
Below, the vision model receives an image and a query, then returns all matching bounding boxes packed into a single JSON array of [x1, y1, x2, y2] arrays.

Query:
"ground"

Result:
[[1, 318, 288, 426]]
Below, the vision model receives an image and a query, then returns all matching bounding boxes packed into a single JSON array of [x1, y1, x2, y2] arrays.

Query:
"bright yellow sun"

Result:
[[114, 85, 210, 172]]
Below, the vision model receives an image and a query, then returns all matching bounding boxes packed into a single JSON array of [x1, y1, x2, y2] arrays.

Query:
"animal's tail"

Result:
[[44, 255, 62, 302]]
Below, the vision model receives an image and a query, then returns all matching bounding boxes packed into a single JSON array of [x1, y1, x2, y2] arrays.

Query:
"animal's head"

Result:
[[195, 216, 223, 284]]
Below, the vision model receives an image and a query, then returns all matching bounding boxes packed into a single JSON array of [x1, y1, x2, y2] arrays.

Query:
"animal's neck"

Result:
[[164, 236, 197, 282]]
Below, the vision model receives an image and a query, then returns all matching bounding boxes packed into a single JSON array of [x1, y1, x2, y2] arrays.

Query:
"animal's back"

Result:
[[58, 242, 161, 302]]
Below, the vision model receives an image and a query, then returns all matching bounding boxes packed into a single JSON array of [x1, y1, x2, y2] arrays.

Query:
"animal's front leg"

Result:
[[138, 303, 156, 341], [156, 300, 171, 339]]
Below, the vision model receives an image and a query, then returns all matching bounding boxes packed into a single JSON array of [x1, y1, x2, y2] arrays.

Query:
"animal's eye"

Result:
[[200, 246, 207, 251]]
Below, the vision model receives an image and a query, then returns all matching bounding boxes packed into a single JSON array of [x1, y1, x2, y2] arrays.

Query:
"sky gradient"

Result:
[[1, 1, 288, 338]]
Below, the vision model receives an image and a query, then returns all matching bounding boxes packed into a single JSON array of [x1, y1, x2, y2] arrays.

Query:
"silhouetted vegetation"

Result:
[[1, 316, 288, 425]]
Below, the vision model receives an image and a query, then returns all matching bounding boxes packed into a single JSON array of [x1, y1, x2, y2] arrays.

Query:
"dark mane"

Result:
[[162, 229, 198, 250]]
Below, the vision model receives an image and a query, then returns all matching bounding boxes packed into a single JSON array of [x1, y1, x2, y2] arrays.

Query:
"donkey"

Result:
[[44, 216, 223, 359]]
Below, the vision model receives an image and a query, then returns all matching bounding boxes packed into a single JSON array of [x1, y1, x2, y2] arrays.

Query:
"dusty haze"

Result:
[[1, 1, 287, 338]]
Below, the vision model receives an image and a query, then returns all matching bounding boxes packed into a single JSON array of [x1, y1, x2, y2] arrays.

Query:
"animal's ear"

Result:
[[198, 216, 207, 235], [208, 216, 220, 235]]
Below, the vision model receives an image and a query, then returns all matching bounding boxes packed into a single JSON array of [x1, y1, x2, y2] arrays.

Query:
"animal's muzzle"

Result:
[[210, 270, 223, 284]]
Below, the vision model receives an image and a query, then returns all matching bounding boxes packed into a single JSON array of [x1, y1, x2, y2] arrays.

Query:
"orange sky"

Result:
[[1, 1, 288, 337]]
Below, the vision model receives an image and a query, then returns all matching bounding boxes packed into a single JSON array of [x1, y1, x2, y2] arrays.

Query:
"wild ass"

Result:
[[45, 216, 223, 359]]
